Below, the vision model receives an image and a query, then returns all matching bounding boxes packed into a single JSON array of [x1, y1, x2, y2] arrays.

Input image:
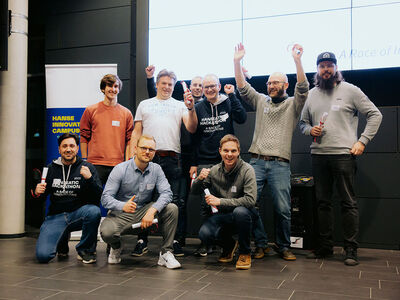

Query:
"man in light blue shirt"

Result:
[[100, 135, 181, 269]]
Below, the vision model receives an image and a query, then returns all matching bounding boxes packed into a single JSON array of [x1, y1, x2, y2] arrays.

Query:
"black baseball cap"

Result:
[[316, 52, 337, 65]]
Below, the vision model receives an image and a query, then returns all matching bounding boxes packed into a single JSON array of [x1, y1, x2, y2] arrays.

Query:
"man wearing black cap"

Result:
[[300, 52, 382, 266]]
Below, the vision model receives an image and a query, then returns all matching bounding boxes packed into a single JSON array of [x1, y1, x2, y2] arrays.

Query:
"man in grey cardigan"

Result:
[[300, 52, 382, 266], [233, 43, 309, 261], [191, 134, 257, 270]]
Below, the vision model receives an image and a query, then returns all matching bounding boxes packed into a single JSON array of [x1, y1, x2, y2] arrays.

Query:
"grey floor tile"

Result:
[[0, 273, 36, 285], [198, 273, 283, 289], [280, 280, 371, 298], [380, 279, 400, 289], [18, 278, 103, 293], [371, 287, 400, 299], [88, 283, 169, 299], [176, 291, 267, 299], [360, 270, 400, 281], [199, 281, 293, 299], [48, 269, 133, 284], [290, 290, 370, 300], [293, 272, 379, 289], [121, 276, 184, 289], [45, 291, 144, 300], [0, 285, 59, 300]]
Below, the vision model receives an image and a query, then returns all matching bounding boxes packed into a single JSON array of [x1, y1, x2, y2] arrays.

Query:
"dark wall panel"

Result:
[[233, 112, 255, 153], [358, 197, 400, 248], [358, 106, 397, 153], [46, 44, 130, 80], [48, 0, 131, 14], [46, 7, 130, 50], [355, 153, 400, 198]]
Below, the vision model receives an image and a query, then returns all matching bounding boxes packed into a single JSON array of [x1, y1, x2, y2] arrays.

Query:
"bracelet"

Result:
[[188, 107, 193, 111]]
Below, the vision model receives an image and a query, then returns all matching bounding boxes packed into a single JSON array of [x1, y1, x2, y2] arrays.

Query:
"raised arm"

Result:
[[234, 43, 246, 89], [292, 44, 306, 84], [145, 65, 157, 98], [129, 121, 143, 158]]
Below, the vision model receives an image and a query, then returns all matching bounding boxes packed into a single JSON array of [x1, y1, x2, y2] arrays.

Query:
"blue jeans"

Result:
[[36, 204, 101, 263], [198, 207, 256, 254], [139, 154, 182, 242], [250, 158, 291, 252]]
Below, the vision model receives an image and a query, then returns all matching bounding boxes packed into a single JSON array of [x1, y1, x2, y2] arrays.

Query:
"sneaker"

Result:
[[158, 251, 181, 269], [77, 251, 96, 264], [344, 247, 359, 266], [131, 239, 148, 257], [236, 254, 251, 270], [218, 240, 239, 263], [173, 240, 184, 257], [306, 248, 334, 259], [194, 244, 208, 257], [253, 246, 272, 259], [108, 247, 122, 264], [279, 250, 296, 261]]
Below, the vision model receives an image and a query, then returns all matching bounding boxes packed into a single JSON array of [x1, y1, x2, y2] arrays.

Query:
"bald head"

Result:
[[267, 72, 289, 99]]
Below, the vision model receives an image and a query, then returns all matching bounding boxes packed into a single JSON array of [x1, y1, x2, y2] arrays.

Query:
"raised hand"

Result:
[[145, 65, 156, 78], [234, 43, 246, 63], [224, 84, 235, 95]]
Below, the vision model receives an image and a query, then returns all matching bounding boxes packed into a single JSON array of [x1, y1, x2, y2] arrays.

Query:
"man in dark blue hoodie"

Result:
[[190, 74, 247, 256], [34, 133, 102, 264]]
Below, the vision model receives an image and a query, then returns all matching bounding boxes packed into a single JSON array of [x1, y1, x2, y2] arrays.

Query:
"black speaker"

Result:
[[0, 0, 9, 71]]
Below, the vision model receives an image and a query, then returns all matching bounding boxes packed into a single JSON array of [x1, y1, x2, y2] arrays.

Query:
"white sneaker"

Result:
[[158, 251, 181, 269], [108, 247, 122, 264]]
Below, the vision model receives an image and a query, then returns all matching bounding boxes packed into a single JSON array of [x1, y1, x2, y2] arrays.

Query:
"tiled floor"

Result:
[[0, 236, 399, 300]]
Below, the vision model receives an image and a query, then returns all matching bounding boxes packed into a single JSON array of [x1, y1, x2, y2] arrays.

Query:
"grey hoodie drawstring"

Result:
[[62, 164, 71, 191]]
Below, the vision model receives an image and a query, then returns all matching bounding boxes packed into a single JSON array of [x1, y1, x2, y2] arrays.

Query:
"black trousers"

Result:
[[312, 154, 358, 250]]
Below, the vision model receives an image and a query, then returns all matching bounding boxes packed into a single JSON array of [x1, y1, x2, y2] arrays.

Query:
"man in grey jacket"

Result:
[[234, 43, 309, 261], [100, 135, 181, 269], [300, 52, 382, 266], [191, 134, 257, 270]]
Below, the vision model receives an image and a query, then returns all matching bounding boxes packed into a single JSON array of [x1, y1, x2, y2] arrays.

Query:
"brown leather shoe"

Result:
[[253, 246, 272, 259], [280, 250, 296, 261], [218, 240, 238, 263], [236, 254, 251, 270]]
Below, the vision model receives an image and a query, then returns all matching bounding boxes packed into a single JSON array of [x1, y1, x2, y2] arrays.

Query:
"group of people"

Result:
[[33, 44, 382, 270]]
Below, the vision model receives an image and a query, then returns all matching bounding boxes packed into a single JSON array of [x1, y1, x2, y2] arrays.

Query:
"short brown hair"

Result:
[[100, 74, 123, 92], [156, 69, 177, 85], [137, 134, 156, 146], [219, 134, 240, 151]]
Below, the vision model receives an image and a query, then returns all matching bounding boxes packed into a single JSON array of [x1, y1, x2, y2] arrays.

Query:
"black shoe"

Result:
[[178, 238, 186, 247], [131, 239, 148, 257], [306, 248, 334, 259], [173, 240, 184, 257], [194, 244, 208, 257], [344, 247, 359, 266], [77, 251, 96, 264]]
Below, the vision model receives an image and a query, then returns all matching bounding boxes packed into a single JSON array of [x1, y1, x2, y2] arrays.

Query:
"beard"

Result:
[[269, 87, 285, 99], [314, 70, 344, 90]]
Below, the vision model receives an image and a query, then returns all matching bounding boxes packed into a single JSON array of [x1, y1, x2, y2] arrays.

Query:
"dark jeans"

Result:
[[198, 207, 257, 254], [138, 153, 182, 242], [312, 154, 358, 250], [94, 165, 114, 186]]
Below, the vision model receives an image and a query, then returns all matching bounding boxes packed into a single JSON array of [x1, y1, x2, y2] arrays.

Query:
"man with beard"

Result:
[[300, 52, 382, 266], [101, 135, 181, 269], [34, 133, 102, 264], [234, 43, 309, 261]]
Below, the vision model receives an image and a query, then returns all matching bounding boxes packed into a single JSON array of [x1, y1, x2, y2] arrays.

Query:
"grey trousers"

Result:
[[100, 202, 178, 253]]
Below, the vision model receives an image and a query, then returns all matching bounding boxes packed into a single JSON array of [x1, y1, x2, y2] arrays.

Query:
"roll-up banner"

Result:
[[45, 64, 118, 163]]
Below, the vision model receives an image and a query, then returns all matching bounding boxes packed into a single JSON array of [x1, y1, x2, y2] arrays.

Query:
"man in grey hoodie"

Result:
[[300, 52, 382, 266], [191, 134, 257, 270]]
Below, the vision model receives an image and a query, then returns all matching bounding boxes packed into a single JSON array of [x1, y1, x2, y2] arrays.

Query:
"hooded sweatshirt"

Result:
[[193, 93, 247, 165], [41, 157, 103, 215]]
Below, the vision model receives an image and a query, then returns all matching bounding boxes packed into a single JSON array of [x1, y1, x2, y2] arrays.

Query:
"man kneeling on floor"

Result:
[[35, 133, 102, 264], [191, 134, 257, 270], [100, 135, 181, 269]]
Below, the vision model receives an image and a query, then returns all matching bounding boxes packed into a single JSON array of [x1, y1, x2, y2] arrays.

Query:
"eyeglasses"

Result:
[[266, 81, 286, 86], [203, 84, 218, 90], [138, 146, 156, 153]]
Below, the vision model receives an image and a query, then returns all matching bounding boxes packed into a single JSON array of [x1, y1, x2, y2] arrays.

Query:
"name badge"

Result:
[[231, 186, 237, 193], [264, 107, 269, 114], [331, 105, 340, 111], [112, 120, 120, 127]]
